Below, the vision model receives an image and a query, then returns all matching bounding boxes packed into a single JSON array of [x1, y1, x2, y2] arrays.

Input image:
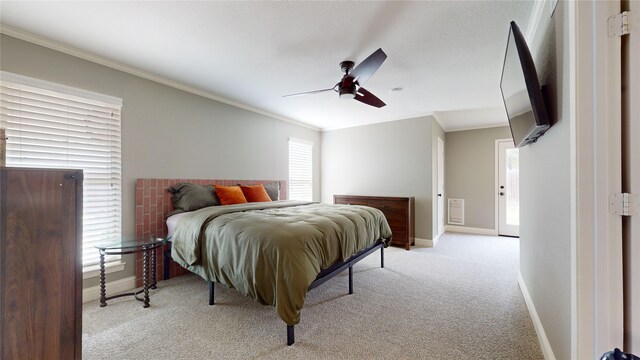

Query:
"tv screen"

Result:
[[500, 21, 550, 148]]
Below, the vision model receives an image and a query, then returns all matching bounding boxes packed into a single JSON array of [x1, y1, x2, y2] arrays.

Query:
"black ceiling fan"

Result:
[[283, 48, 387, 108]]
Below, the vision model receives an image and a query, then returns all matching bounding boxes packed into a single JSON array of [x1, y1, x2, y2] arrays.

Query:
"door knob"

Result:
[[500, 185, 505, 189], [438, 194, 442, 197], [499, 192, 505, 196]]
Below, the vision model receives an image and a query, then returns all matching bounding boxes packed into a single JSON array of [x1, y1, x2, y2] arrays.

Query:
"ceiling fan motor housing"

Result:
[[339, 61, 357, 99], [340, 60, 355, 75], [339, 80, 357, 100]]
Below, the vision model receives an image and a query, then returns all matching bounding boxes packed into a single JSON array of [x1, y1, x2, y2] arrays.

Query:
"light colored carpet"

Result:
[[82, 232, 543, 359]]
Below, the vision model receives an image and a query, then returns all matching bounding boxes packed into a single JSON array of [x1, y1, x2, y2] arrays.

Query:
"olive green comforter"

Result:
[[170, 200, 392, 325]]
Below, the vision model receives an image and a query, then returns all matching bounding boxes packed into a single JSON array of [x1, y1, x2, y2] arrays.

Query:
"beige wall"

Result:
[[320, 116, 436, 240], [445, 126, 512, 230], [0, 34, 321, 288]]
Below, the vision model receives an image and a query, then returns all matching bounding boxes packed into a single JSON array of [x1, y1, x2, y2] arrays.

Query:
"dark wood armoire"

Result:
[[0, 167, 83, 359]]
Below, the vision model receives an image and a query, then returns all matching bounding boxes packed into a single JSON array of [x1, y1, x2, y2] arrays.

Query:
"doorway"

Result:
[[497, 139, 519, 237], [437, 137, 445, 238]]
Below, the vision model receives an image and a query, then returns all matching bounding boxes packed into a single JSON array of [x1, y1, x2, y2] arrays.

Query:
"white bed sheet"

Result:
[[166, 212, 188, 240]]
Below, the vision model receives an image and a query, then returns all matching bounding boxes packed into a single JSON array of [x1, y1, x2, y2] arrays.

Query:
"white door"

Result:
[[497, 140, 519, 237], [437, 137, 445, 237], [624, 0, 640, 353]]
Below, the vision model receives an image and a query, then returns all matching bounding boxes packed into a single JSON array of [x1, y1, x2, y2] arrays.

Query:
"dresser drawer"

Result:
[[334, 195, 415, 250], [389, 227, 407, 241], [334, 196, 368, 206], [377, 199, 407, 209], [377, 206, 406, 224], [343, 200, 369, 206]]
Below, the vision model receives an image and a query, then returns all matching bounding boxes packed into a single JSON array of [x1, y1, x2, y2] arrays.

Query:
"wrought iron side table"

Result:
[[95, 237, 166, 308]]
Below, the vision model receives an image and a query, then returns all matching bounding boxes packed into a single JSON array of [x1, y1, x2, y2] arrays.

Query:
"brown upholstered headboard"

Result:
[[134, 178, 287, 286]]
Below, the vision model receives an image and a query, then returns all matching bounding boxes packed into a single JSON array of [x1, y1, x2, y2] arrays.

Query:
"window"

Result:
[[0, 72, 122, 267], [288, 138, 313, 201]]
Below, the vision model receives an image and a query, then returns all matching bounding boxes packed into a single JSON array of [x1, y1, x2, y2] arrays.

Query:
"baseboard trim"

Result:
[[444, 225, 498, 236], [518, 271, 556, 360], [83, 276, 136, 303], [82, 260, 126, 280], [414, 237, 434, 247]]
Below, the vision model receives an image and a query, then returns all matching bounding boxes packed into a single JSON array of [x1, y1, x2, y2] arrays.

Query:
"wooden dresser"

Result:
[[0, 167, 83, 360], [334, 195, 415, 250]]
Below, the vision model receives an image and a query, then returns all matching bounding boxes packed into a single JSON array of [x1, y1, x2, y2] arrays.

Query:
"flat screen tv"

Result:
[[500, 21, 550, 148]]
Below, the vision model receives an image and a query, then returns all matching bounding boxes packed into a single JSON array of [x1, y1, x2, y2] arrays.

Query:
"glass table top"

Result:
[[94, 236, 169, 251]]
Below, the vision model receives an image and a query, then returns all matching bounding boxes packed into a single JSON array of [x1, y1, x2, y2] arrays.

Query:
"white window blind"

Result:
[[0, 73, 122, 267], [288, 138, 313, 201]]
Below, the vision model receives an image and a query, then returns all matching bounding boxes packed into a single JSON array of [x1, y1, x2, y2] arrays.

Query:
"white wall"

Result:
[[0, 34, 321, 288], [518, 2, 571, 359], [321, 116, 435, 240]]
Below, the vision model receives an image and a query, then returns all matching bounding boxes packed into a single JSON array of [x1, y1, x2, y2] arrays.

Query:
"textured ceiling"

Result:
[[0, 1, 534, 131]]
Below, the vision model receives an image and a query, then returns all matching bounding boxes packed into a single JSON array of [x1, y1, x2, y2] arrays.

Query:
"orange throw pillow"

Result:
[[214, 185, 248, 205], [240, 184, 272, 202]]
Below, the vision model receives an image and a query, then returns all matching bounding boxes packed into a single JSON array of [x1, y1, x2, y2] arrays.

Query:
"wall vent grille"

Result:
[[448, 199, 465, 225]]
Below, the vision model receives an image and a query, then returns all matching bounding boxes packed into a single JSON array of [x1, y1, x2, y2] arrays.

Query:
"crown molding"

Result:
[[525, 0, 549, 44], [431, 111, 446, 131], [320, 112, 436, 132], [444, 122, 509, 133], [0, 24, 320, 132]]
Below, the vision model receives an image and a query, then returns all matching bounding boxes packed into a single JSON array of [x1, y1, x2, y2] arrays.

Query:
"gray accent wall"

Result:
[[519, 2, 571, 359], [445, 126, 511, 230], [321, 116, 437, 240], [0, 34, 321, 288]]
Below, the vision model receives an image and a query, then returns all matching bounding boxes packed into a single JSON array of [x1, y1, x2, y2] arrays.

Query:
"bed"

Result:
[[134, 178, 392, 345]]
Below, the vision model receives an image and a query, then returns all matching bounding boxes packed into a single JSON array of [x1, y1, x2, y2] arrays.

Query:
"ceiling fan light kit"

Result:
[[284, 48, 388, 108], [339, 91, 356, 100]]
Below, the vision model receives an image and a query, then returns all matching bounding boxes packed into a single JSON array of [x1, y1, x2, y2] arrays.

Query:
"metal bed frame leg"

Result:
[[381, 246, 384, 268], [287, 325, 294, 346], [348, 265, 353, 294], [164, 243, 171, 280], [209, 281, 215, 305]]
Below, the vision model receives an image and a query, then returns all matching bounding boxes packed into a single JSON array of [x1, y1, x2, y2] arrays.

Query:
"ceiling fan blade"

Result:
[[348, 48, 387, 85], [283, 87, 336, 98], [355, 87, 386, 108]]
